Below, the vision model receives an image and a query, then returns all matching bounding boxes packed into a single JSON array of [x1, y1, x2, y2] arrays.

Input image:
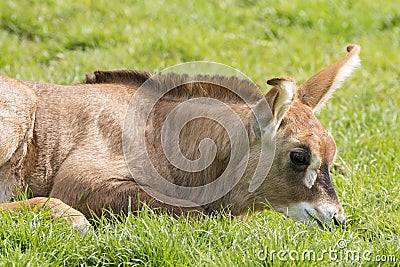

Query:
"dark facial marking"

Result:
[[317, 162, 338, 200]]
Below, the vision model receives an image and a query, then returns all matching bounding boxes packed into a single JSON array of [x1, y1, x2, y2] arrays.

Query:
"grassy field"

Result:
[[0, 0, 399, 266]]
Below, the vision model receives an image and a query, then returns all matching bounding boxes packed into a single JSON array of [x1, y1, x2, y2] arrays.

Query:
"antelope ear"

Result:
[[265, 76, 296, 130], [251, 77, 296, 138], [298, 44, 361, 112]]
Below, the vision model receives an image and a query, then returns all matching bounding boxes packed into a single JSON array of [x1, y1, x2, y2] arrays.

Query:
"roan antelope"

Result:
[[0, 45, 360, 230]]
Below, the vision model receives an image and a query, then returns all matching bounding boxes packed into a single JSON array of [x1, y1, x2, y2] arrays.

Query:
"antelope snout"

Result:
[[283, 202, 345, 227], [308, 203, 346, 226]]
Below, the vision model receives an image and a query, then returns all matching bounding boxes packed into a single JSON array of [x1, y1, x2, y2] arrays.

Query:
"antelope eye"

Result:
[[290, 149, 311, 166]]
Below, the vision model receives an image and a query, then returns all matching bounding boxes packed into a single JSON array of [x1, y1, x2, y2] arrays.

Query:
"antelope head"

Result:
[[260, 45, 360, 226]]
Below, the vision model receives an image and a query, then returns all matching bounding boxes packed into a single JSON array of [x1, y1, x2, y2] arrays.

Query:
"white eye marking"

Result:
[[304, 170, 317, 188], [303, 155, 321, 188]]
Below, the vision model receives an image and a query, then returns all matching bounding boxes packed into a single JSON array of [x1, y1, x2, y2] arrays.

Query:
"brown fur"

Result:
[[84, 70, 263, 104], [0, 45, 360, 229]]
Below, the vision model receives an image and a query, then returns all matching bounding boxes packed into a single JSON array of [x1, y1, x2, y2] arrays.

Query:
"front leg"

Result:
[[0, 197, 90, 233], [51, 178, 206, 220], [49, 159, 206, 220]]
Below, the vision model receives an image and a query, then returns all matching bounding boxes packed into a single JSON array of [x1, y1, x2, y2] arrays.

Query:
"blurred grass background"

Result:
[[0, 0, 399, 266]]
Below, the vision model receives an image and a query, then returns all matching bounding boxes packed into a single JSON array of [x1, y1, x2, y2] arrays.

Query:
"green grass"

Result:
[[0, 0, 399, 266]]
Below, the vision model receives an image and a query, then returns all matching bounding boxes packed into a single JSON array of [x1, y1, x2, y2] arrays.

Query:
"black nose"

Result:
[[333, 215, 346, 226]]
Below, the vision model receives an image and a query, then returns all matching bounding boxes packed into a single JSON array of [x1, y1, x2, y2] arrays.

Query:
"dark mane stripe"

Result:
[[84, 70, 152, 87], [84, 69, 263, 104]]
